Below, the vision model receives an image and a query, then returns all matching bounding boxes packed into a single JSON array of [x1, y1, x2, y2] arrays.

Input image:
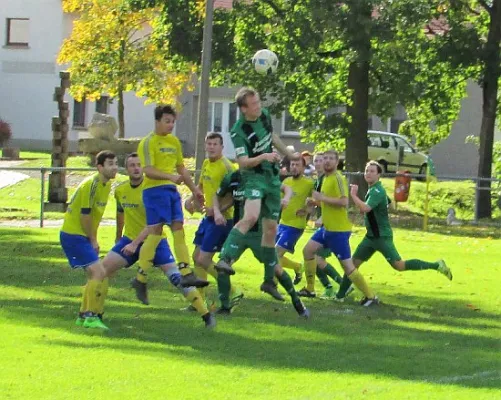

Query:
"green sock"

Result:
[[336, 274, 352, 298], [220, 228, 246, 261], [217, 272, 232, 309], [405, 259, 439, 271], [261, 246, 278, 282], [277, 270, 300, 304], [325, 263, 343, 284], [316, 267, 331, 289]]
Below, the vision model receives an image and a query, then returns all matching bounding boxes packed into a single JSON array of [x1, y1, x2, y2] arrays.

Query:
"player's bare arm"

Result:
[[350, 184, 372, 213], [236, 153, 280, 169], [115, 211, 124, 243], [213, 193, 233, 225], [177, 164, 204, 205], [281, 184, 293, 208], [80, 214, 98, 251], [312, 190, 348, 207], [271, 133, 295, 159], [122, 228, 150, 256]]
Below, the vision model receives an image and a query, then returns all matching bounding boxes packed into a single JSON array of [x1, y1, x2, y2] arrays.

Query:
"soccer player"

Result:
[[276, 156, 314, 284], [214, 87, 295, 300], [134, 105, 207, 302], [188, 132, 239, 302], [347, 160, 452, 284], [300, 150, 379, 306], [60, 150, 118, 329], [100, 153, 215, 328], [213, 170, 309, 317]]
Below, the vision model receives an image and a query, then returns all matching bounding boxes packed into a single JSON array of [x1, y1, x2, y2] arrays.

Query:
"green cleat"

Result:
[[437, 259, 453, 281], [75, 316, 85, 326], [320, 286, 335, 299], [83, 316, 109, 330]]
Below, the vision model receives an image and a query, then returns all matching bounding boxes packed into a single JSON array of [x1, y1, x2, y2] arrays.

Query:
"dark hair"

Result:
[[366, 160, 383, 174], [96, 150, 116, 166], [154, 105, 176, 121], [235, 87, 258, 107], [125, 152, 139, 167], [205, 132, 223, 145]]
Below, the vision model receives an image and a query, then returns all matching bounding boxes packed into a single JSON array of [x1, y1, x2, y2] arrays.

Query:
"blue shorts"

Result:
[[311, 228, 351, 261], [194, 216, 234, 253], [60, 231, 99, 269], [275, 224, 304, 252], [111, 236, 175, 267], [143, 185, 183, 226]]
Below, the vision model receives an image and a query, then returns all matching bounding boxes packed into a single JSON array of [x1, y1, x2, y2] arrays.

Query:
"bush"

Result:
[[0, 119, 12, 147]]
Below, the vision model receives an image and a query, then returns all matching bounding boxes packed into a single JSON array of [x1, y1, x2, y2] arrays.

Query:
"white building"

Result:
[[1, 0, 498, 176]]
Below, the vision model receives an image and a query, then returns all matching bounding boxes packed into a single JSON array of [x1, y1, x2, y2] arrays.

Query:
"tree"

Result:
[[58, 0, 194, 137], [431, 0, 501, 219]]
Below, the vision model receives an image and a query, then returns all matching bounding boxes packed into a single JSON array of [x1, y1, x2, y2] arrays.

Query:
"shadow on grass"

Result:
[[1, 227, 500, 390]]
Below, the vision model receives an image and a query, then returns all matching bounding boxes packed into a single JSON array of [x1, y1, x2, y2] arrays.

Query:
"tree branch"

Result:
[[260, 0, 286, 19], [477, 0, 492, 13]]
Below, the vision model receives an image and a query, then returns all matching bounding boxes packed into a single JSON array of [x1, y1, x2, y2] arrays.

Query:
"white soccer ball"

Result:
[[252, 49, 279, 75]]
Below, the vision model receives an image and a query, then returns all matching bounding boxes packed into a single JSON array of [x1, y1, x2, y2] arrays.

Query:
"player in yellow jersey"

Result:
[[185, 133, 243, 305], [275, 156, 314, 284], [60, 150, 118, 330], [134, 105, 207, 302], [300, 150, 379, 306], [99, 153, 215, 328]]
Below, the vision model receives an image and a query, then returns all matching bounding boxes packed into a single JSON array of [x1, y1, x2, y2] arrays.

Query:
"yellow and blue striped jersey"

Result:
[[201, 157, 236, 219], [280, 176, 314, 229], [321, 172, 352, 232], [61, 173, 111, 236], [137, 132, 184, 189]]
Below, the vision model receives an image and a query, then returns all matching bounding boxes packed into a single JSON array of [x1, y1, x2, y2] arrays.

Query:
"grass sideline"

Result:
[[1, 224, 500, 399]]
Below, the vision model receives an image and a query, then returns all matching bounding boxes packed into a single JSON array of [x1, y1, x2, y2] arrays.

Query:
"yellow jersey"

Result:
[[115, 179, 148, 240], [61, 173, 111, 236], [321, 172, 352, 232], [201, 157, 236, 219], [280, 176, 314, 229], [137, 132, 184, 189]]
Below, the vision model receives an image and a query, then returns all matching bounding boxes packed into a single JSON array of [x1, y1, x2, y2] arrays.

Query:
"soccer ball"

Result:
[[252, 49, 279, 75]]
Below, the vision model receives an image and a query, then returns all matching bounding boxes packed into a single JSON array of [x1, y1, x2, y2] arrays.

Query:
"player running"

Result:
[[60, 150, 118, 330], [100, 153, 215, 328], [345, 160, 452, 288], [214, 87, 295, 300]]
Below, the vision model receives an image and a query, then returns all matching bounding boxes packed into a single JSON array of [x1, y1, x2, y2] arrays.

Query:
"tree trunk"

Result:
[[118, 88, 125, 139], [475, 0, 501, 220], [346, 60, 370, 197]]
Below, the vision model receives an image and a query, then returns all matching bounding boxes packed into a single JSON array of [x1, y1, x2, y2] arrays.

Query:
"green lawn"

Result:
[[1, 224, 499, 399]]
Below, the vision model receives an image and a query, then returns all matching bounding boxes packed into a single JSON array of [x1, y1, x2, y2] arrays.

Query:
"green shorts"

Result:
[[352, 235, 401, 264], [315, 247, 332, 259], [242, 174, 281, 221], [233, 233, 263, 263]]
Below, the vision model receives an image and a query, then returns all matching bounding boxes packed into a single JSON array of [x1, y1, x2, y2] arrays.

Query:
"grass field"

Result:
[[1, 224, 500, 399]]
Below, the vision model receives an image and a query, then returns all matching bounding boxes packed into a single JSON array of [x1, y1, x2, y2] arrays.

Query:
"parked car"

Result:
[[339, 130, 431, 179]]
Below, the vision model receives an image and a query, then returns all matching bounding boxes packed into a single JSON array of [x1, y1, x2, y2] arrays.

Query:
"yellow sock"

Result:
[[305, 258, 317, 292], [194, 264, 208, 299], [185, 289, 208, 316], [280, 255, 302, 273], [207, 262, 218, 279], [172, 229, 190, 265], [348, 269, 375, 299], [79, 283, 88, 313], [136, 267, 148, 284], [86, 279, 103, 314], [138, 234, 162, 273], [96, 278, 109, 314]]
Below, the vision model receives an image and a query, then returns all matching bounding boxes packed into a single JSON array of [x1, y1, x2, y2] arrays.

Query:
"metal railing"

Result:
[[0, 166, 500, 229]]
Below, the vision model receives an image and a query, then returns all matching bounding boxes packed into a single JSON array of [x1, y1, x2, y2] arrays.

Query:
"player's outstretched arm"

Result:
[[312, 190, 348, 207], [281, 184, 293, 208], [272, 133, 295, 159], [177, 165, 204, 204]]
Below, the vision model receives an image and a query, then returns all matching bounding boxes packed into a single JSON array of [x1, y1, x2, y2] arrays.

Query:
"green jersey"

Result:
[[217, 171, 262, 234], [365, 181, 393, 238], [314, 173, 325, 218], [230, 108, 278, 178]]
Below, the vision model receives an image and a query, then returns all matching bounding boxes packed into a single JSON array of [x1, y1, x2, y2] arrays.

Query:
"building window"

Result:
[[282, 110, 301, 136], [73, 100, 86, 127], [6, 18, 29, 47], [95, 96, 109, 114]]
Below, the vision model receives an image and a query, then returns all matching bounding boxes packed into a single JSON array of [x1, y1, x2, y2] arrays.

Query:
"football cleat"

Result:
[[260, 281, 285, 301], [180, 272, 209, 288], [297, 288, 316, 298], [214, 259, 236, 275], [131, 278, 149, 305], [437, 259, 453, 281], [202, 312, 216, 329], [83, 316, 109, 330], [360, 296, 380, 307]]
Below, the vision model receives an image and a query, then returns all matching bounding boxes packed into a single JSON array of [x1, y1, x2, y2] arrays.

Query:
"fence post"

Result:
[[423, 165, 430, 231], [40, 168, 46, 228]]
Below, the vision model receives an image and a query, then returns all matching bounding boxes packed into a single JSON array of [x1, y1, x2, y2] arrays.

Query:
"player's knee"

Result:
[[243, 212, 259, 227], [392, 260, 405, 271]]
